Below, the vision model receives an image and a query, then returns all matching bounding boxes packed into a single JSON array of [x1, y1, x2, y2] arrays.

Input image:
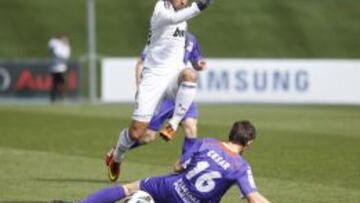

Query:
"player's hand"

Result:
[[173, 159, 185, 173], [196, 0, 213, 11], [194, 60, 207, 71]]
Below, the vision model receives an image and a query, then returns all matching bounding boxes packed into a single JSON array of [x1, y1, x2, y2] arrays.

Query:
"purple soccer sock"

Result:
[[78, 185, 126, 203], [182, 137, 197, 154]]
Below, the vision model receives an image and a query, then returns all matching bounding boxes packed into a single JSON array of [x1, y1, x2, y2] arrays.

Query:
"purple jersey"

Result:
[[183, 32, 202, 64], [140, 138, 258, 203]]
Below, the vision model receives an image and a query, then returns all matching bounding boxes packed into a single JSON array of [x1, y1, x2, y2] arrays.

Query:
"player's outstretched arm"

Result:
[[246, 192, 271, 203], [157, 0, 213, 24], [196, 0, 213, 11]]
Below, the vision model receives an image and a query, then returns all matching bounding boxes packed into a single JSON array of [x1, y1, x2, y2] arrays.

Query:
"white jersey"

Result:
[[48, 38, 71, 73], [144, 0, 200, 75]]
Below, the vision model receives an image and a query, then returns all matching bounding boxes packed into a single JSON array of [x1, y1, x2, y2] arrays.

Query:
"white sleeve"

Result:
[[48, 38, 56, 49], [154, 1, 201, 24], [53, 43, 71, 60]]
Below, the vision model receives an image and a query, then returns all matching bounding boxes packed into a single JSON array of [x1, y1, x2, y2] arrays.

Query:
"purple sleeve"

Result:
[[189, 40, 202, 63], [140, 51, 146, 61], [179, 139, 202, 168], [236, 166, 258, 196], [181, 137, 198, 155]]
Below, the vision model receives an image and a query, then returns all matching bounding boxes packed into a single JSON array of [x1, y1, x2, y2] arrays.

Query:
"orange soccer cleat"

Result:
[[159, 124, 176, 142]]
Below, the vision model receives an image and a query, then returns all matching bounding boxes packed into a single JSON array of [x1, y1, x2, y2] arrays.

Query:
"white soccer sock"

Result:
[[169, 81, 197, 130], [113, 128, 135, 162]]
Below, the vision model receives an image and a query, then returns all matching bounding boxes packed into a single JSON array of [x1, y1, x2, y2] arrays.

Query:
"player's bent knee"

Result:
[[139, 130, 156, 144], [129, 128, 145, 140], [123, 181, 140, 196], [129, 121, 148, 141], [184, 126, 197, 139], [180, 68, 197, 82]]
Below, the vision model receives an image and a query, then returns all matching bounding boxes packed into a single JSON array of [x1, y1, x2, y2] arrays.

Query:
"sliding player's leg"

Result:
[[76, 184, 128, 203], [52, 175, 176, 203], [53, 181, 140, 203]]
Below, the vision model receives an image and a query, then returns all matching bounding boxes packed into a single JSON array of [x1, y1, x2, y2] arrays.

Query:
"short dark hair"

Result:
[[228, 120, 256, 146]]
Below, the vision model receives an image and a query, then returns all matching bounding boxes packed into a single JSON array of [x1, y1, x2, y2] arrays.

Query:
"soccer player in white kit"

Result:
[[106, 0, 213, 181], [48, 34, 71, 102]]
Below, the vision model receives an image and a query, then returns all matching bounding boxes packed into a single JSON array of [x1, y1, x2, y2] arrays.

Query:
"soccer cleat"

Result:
[[159, 124, 176, 142], [105, 146, 122, 182]]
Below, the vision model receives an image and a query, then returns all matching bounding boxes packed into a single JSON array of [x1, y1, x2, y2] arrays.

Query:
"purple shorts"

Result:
[[148, 98, 198, 131], [140, 174, 184, 203]]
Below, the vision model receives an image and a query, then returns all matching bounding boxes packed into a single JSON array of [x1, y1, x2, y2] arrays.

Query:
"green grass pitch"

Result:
[[0, 104, 359, 202]]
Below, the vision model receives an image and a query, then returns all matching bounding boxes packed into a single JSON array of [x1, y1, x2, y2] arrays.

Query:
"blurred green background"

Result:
[[0, 0, 359, 58]]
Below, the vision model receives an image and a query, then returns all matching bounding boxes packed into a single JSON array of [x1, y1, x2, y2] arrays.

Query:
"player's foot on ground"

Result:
[[105, 146, 122, 182], [160, 124, 176, 141]]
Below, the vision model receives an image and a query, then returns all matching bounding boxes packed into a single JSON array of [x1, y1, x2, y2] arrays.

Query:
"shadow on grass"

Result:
[[33, 177, 133, 184], [0, 201, 49, 203], [33, 177, 108, 184]]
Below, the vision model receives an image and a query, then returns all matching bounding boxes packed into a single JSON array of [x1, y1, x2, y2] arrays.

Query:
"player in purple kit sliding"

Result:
[[53, 120, 271, 203], [105, 32, 207, 181]]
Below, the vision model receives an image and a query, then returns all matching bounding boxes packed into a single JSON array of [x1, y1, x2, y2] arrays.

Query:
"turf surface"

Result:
[[0, 104, 359, 202]]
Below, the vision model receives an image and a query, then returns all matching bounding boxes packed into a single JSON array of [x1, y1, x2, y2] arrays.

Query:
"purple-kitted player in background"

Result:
[[105, 32, 207, 182], [53, 120, 271, 203]]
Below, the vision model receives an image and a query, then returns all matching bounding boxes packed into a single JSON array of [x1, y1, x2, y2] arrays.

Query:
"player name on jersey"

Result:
[[207, 150, 231, 170]]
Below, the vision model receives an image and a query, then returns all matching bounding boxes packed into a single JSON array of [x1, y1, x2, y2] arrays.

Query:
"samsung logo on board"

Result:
[[198, 69, 309, 93]]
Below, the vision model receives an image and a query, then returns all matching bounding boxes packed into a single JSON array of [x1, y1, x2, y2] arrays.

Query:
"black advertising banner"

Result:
[[0, 59, 81, 99]]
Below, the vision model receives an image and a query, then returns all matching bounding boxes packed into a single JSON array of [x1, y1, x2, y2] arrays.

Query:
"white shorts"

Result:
[[132, 67, 180, 122]]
